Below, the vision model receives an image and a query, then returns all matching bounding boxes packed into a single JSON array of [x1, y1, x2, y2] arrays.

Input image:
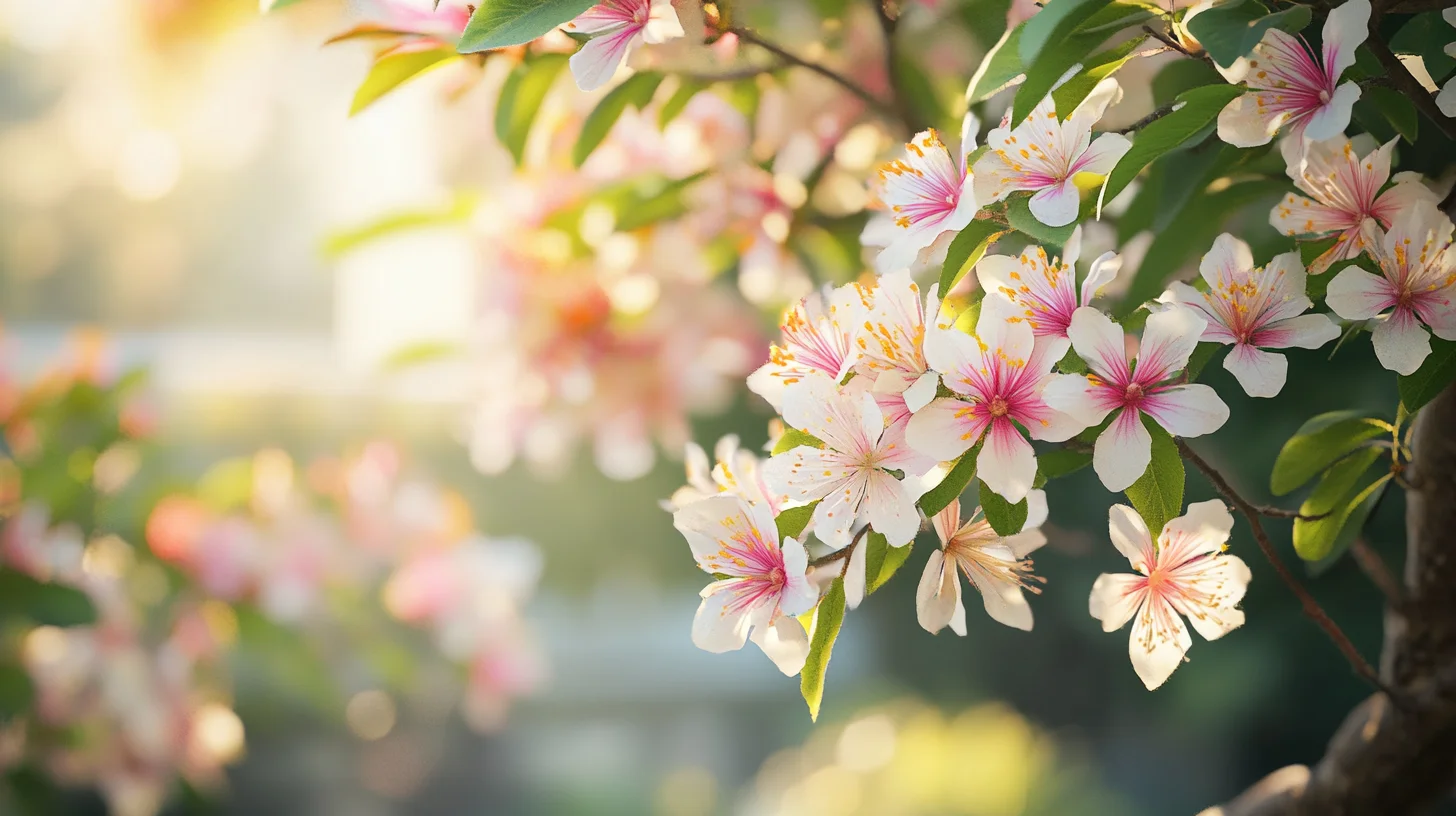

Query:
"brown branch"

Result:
[[809, 526, 870, 570], [1204, 384, 1456, 816], [1252, 505, 1332, 522], [681, 61, 788, 83], [870, 0, 920, 135], [1365, 16, 1456, 143], [1115, 101, 1177, 134], [1176, 439, 1387, 693], [725, 25, 906, 129]]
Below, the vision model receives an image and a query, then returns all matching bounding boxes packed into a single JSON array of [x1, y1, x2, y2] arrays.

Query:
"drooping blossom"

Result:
[[661, 434, 779, 513], [916, 491, 1048, 634], [1089, 502, 1250, 690], [1216, 0, 1370, 147], [762, 377, 935, 549], [973, 79, 1132, 227], [1163, 234, 1340, 397], [748, 284, 866, 411], [906, 299, 1083, 503], [337, 0, 471, 47], [849, 270, 946, 412], [975, 225, 1124, 360], [1270, 136, 1436, 273], [865, 122, 979, 274], [1439, 10, 1456, 116], [674, 494, 818, 675], [1043, 306, 1230, 492], [566, 0, 685, 92], [1326, 202, 1456, 375]]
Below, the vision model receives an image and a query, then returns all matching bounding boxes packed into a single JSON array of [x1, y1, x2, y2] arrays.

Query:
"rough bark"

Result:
[[1202, 384, 1456, 815]]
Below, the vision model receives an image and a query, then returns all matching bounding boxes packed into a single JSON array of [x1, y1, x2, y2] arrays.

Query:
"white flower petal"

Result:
[[1094, 408, 1152, 493], [1141, 383, 1229, 438], [692, 585, 753, 653], [916, 548, 964, 635], [1108, 503, 1154, 568], [1089, 572, 1144, 631], [976, 419, 1037, 503], [1128, 597, 1192, 690], [750, 614, 811, 676], [1223, 343, 1288, 398], [1371, 309, 1433, 375]]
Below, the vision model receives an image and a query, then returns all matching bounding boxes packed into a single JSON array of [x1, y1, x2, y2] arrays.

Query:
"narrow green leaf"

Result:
[[1293, 448, 1387, 561], [381, 340, 466, 371], [869, 539, 913, 593], [965, 25, 1025, 104], [1006, 194, 1076, 247], [350, 48, 458, 116], [939, 221, 1008, 295], [573, 72, 664, 167], [323, 193, 477, 258], [1020, 0, 1114, 69], [458, 0, 597, 53], [772, 428, 826, 456], [1270, 413, 1390, 495], [1150, 58, 1222, 106], [659, 80, 708, 129], [1364, 86, 1418, 145], [1037, 447, 1093, 480], [262, 0, 311, 11], [495, 53, 570, 165], [1398, 337, 1456, 412], [1009, 0, 1155, 123], [1050, 35, 1148, 115], [1101, 84, 1245, 206], [1125, 417, 1183, 536], [1185, 342, 1223, 382], [1308, 478, 1389, 575], [919, 450, 978, 517], [1186, 0, 1312, 68], [800, 578, 846, 721], [979, 479, 1029, 536], [0, 663, 33, 723], [776, 502, 819, 542]]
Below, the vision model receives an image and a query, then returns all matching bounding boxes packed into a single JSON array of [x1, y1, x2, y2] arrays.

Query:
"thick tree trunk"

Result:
[[1204, 383, 1456, 816]]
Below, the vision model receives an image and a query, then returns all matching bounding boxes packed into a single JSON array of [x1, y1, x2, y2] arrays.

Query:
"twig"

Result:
[[810, 526, 870, 569], [681, 61, 788, 84], [1351, 539, 1405, 608], [1177, 439, 1391, 695], [1365, 21, 1456, 143], [1115, 101, 1177, 134], [1254, 505, 1332, 522], [726, 25, 905, 128], [869, 0, 920, 134], [1141, 24, 1213, 65]]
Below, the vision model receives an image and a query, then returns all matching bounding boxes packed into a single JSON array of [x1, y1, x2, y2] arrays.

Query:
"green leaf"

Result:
[[1020, 0, 1115, 70], [1270, 412, 1390, 495], [495, 53, 570, 166], [1037, 447, 1093, 480], [979, 479, 1029, 536], [1398, 337, 1456, 412], [1010, 0, 1156, 123], [868, 537, 913, 594], [380, 340, 466, 371], [1185, 0, 1312, 69], [939, 221, 1008, 295], [965, 25, 1025, 104], [659, 80, 708, 129], [1392, 12, 1456, 82], [262, 0, 311, 11], [1185, 342, 1222, 382], [1006, 194, 1076, 247], [1293, 447, 1387, 561], [800, 578, 846, 721], [458, 0, 597, 53], [1050, 35, 1148, 115], [0, 569, 97, 627], [1364, 86, 1419, 144], [323, 193, 477, 258], [1125, 417, 1183, 536], [1101, 84, 1245, 206], [350, 47, 458, 116], [1308, 477, 1388, 574], [573, 72, 664, 167], [919, 449, 979, 517], [1151, 58, 1222, 106], [0, 663, 33, 723], [776, 502, 818, 541], [772, 428, 826, 456]]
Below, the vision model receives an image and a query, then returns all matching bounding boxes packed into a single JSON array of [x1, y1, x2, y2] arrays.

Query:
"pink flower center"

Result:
[[989, 396, 1010, 417], [768, 567, 785, 588], [1123, 382, 1144, 407]]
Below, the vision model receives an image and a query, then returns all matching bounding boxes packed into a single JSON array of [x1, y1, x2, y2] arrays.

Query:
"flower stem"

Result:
[[1177, 439, 1392, 695]]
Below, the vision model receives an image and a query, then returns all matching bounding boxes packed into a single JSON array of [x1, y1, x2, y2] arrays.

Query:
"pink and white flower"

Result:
[[1043, 306, 1230, 492], [1163, 234, 1340, 397], [905, 300, 1083, 503], [762, 377, 935, 549], [1216, 0, 1370, 147], [916, 492, 1048, 634], [850, 270, 947, 412], [973, 79, 1132, 227], [975, 225, 1124, 361], [566, 0, 685, 92], [866, 125, 979, 274], [748, 284, 866, 411], [1326, 202, 1456, 375], [674, 494, 818, 675], [662, 435, 779, 513], [1089, 501, 1250, 690], [1270, 136, 1436, 273]]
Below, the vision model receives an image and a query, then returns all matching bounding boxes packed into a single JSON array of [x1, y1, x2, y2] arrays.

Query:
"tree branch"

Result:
[[809, 526, 870, 570], [725, 25, 907, 130], [870, 0, 920, 135], [1203, 384, 1456, 815], [1365, 15, 1456, 143], [1176, 439, 1386, 693]]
